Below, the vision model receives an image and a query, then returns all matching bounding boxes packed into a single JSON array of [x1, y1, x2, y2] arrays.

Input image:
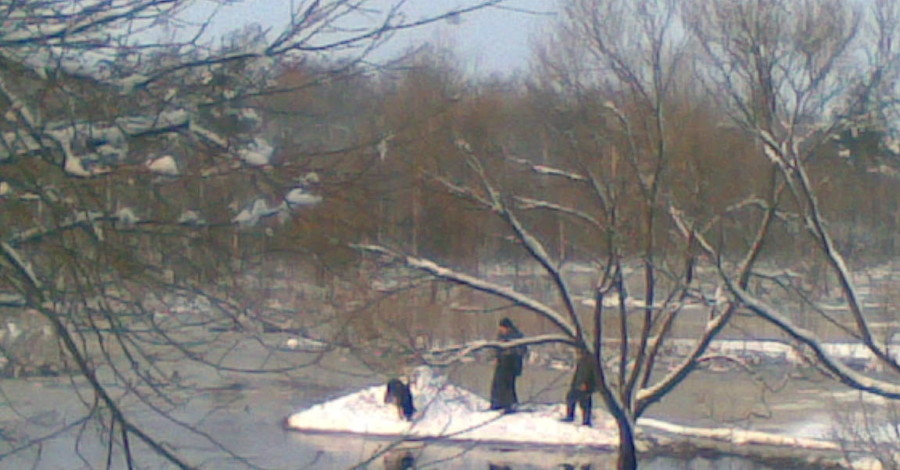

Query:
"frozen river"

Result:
[[0, 333, 857, 470]]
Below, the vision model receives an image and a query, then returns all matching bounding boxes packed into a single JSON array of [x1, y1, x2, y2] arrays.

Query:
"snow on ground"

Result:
[[286, 366, 847, 453], [659, 338, 900, 370], [286, 366, 618, 449], [639, 418, 838, 450]]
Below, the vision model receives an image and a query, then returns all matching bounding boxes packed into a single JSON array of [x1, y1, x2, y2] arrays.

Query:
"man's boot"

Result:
[[560, 403, 575, 422]]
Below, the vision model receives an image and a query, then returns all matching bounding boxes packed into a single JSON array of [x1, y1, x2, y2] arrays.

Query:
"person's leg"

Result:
[[403, 404, 414, 421], [489, 365, 503, 409], [579, 394, 593, 426], [561, 389, 576, 422], [402, 396, 415, 420], [491, 366, 517, 411]]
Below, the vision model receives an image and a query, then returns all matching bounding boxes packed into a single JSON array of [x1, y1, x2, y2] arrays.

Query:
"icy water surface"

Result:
[[0, 336, 851, 469]]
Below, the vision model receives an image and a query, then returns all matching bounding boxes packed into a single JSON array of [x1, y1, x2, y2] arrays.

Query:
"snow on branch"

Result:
[[0, 106, 270, 179], [433, 175, 496, 211], [656, 203, 791, 413], [755, 129, 900, 375], [514, 196, 603, 230], [0, 1, 188, 89], [0, 1, 175, 47], [176, 210, 204, 226], [353, 244, 578, 338], [636, 306, 733, 411], [236, 137, 274, 167], [232, 199, 281, 227], [791, 165, 899, 374], [758, 130, 794, 172], [507, 156, 588, 182], [501, 201, 586, 341], [728, 281, 900, 399], [285, 188, 322, 207], [423, 334, 575, 365], [0, 293, 26, 307], [532, 164, 587, 181], [445, 152, 586, 342], [8, 210, 129, 245], [187, 122, 229, 149], [1, 110, 189, 164], [1, 241, 43, 290], [0, 75, 38, 129], [506, 156, 591, 182]]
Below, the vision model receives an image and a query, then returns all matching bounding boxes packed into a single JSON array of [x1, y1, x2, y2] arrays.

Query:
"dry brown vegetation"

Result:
[[2, 0, 900, 469]]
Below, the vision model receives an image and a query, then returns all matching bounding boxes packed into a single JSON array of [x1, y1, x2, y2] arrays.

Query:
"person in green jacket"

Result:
[[560, 348, 598, 426]]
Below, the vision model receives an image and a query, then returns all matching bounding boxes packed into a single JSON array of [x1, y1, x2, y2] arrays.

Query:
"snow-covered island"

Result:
[[286, 366, 618, 449], [285, 366, 858, 467]]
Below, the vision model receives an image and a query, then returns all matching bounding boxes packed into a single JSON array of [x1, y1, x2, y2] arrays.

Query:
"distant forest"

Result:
[[239, 49, 900, 277]]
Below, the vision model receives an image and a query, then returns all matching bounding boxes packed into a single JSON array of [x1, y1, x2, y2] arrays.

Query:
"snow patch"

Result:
[[285, 188, 322, 207], [232, 198, 279, 227], [298, 172, 319, 185], [147, 155, 179, 176], [177, 210, 205, 226], [115, 207, 138, 226], [238, 138, 274, 166], [286, 366, 617, 448], [286, 366, 851, 454], [640, 418, 839, 450]]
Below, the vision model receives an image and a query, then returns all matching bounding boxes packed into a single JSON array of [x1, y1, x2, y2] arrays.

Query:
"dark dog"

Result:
[[384, 378, 416, 421]]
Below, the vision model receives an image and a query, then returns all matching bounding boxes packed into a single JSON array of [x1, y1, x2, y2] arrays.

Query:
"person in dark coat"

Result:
[[489, 317, 526, 413], [384, 378, 416, 421], [561, 349, 598, 426]]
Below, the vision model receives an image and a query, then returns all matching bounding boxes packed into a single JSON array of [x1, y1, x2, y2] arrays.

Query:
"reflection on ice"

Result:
[[291, 432, 818, 470], [383, 449, 415, 470]]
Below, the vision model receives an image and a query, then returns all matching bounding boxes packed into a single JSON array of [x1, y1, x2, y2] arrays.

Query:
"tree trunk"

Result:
[[617, 417, 638, 470]]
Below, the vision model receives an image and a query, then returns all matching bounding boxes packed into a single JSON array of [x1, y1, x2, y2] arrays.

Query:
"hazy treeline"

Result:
[[3, 5, 898, 293], [248, 52, 900, 282], [2, 1, 900, 468]]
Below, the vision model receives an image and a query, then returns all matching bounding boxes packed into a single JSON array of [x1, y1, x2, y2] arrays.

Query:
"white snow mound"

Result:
[[286, 366, 617, 448]]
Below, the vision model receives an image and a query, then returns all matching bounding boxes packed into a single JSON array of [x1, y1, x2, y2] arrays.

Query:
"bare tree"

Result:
[[678, 0, 900, 399], [0, 1, 509, 468], [352, 2, 789, 469]]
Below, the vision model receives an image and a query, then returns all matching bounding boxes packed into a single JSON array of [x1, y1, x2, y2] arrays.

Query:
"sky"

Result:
[[181, 0, 560, 77]]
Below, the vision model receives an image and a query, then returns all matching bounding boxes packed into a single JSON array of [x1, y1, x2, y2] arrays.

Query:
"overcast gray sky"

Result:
[[182, 1, 559, 76]]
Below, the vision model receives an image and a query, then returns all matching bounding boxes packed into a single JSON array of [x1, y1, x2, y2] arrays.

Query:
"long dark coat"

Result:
[[489, 327, 525, 410]]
